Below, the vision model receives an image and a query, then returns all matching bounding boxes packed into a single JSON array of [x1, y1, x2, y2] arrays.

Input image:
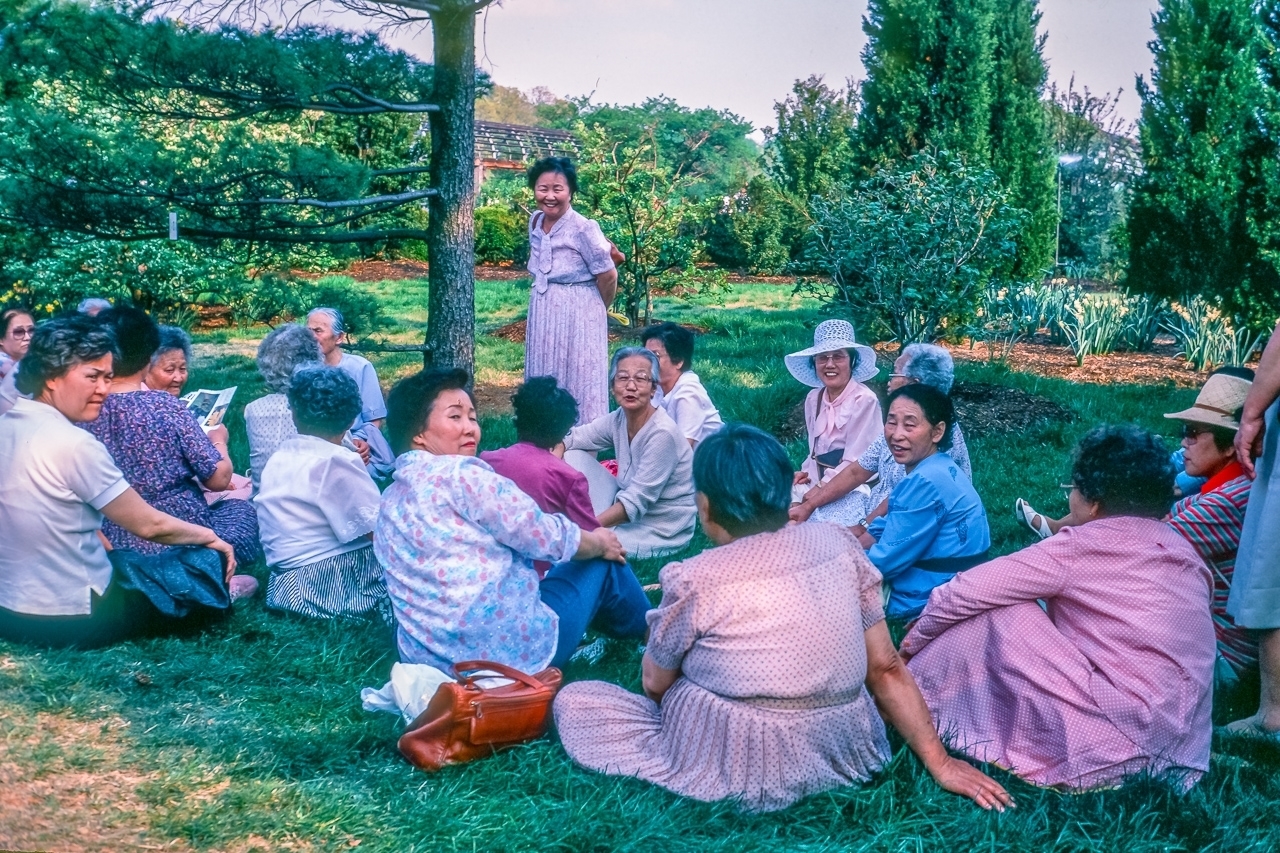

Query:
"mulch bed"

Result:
[[876, 335, 1214, 389]]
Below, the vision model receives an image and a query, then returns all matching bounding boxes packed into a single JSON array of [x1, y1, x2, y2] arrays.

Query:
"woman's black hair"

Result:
[[640, 322, 695, 371], [16, 314, 118, 396], [96, 306, 160, 377], [512, 376, 579, 449], [1071, 424, 1175, 519], [886, 383, 954, 451], [1, 305, 33, 339], [527, 156, 578, 195], [386, 367, 473, 456], [288, 366, 363, 439], [692, 423, 793, 537]]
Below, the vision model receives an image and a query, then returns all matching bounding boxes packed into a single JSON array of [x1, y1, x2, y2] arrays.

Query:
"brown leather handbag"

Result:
[[397, 660, 563, 771]]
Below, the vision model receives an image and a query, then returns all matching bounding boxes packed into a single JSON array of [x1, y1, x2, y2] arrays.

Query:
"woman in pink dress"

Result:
[[901, 425, 1216, 791], [555, 425, 1011, 813], [524, 157, 620, 424]]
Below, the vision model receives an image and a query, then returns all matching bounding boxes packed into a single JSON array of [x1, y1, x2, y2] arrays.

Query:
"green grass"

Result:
[[1, 278, 1277, 852]]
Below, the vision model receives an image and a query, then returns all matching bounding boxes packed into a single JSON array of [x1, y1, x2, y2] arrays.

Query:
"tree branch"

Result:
[[251, 189, 437, 208]]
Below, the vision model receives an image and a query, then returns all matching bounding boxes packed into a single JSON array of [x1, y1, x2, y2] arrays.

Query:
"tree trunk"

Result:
[[424, 1, 477, 373]]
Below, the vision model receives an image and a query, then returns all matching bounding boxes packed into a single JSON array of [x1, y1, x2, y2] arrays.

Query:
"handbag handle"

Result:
[[452, 660, 550, 692]]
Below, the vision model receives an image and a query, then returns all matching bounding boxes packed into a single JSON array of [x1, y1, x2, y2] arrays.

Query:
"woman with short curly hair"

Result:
[[244, 324, 324, 491], [254, 366, 387, 620], [899, 424, 1216, 792]]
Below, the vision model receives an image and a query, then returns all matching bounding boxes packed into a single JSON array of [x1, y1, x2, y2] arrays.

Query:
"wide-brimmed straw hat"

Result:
[[1163, 373, 1252, 431], [784, 319, 879, 387]]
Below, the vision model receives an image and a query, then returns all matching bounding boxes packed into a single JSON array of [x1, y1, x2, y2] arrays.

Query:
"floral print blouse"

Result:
[[374, 452, 582, 672]]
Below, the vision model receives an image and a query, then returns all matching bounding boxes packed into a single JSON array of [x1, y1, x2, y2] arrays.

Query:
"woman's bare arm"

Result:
[[595, 268, 618, 306], [642, 653, 680, 703], [790, 460, 873, 522], [863, 620, 1012, 811], [597, 501, 629, 529], [100, 488, 237, 579]]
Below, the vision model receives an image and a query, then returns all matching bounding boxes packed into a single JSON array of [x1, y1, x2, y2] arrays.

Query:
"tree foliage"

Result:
[[575, 123, 717, 327], [803, 150, 1023, 344], [0, 0, 443, 251], [856, 0, 1054, 274], [1128, 0, 1280, 327]]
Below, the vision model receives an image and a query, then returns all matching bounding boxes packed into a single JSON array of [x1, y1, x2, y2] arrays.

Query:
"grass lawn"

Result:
[[2, 278, 1278, 852]]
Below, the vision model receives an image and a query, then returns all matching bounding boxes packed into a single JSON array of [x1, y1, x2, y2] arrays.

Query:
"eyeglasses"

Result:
[[887, 372, 910, 379], [613, 373, 653, 386], [815, 352, 849, 364], [1182, 424, 1212, 440], [1059, 483, 1075, 496], [8, 326, 34, 339]]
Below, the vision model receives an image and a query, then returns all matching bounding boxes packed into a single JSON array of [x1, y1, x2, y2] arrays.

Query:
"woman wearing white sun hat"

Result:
[[785, 319, 883, 519]]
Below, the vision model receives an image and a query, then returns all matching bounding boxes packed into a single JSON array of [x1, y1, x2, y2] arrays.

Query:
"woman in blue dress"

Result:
[[858, 384, 990, 621]]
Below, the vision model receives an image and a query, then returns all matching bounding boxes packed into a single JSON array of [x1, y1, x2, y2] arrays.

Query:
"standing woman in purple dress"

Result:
[[524, 157, 621, 424]]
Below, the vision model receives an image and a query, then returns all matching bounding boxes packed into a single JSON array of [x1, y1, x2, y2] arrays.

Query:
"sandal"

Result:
[[1015, 498, 1053, 540]]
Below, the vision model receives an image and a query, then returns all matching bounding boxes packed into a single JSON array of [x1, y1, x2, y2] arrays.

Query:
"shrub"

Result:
[[229, 274, 385, 336], [1163, 296, 1267, 372], [802, 150, 1024, 343], [474, 205, 529, 265]]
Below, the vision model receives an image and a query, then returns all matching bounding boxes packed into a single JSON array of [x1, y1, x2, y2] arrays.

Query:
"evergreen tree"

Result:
[[1128, 0, 1280, 327], [856, 0, 1055, 273], [987, 0, 1056, 273]]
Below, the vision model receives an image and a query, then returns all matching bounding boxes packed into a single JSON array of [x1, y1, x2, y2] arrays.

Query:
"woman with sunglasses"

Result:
[[900, 424, 1216, 791], [0, 306, 36, 417]]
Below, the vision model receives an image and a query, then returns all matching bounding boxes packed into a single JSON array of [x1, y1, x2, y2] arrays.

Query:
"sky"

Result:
[[379, 0, 1162, 136]]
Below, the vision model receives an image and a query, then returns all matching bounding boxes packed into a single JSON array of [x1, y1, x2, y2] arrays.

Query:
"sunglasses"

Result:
[[1182, 424, 1213, 440]]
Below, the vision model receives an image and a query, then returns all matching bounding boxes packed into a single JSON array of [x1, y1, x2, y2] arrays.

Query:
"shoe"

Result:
[[229, 574, 259, 602], [1015, 498, 1053, 540]]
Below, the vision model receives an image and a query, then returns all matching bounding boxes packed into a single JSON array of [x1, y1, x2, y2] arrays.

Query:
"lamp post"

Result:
[[1055, 153, 1083, 275]]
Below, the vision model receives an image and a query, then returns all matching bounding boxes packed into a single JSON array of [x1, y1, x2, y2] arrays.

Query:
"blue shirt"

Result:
[[867, 452, 991, 620]]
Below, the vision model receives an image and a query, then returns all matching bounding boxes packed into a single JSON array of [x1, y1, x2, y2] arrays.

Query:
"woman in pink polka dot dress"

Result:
[[900, 425, 1216, 791], [555, 426, 1011, 813]]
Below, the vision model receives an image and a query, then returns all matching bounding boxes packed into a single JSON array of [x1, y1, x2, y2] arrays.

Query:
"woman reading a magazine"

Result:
[[83, 308, 262, 595], [0, 315, 239, 647]]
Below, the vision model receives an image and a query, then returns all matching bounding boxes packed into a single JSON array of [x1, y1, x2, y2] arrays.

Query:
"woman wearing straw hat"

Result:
[[784, 319, 883, 523]]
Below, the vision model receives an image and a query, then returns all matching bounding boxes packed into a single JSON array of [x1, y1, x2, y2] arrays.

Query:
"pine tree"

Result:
[[856, 0, 1055, 274], [1128, 0, 1280, 327]]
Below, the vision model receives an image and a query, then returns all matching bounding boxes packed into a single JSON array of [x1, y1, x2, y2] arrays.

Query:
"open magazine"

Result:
[[180, 386, 236, 431]]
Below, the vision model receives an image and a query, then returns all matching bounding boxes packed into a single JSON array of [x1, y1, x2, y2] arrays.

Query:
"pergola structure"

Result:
[[472, 120, 579, 186]]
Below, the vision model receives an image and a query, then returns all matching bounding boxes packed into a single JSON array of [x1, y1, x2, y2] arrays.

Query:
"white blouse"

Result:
[[656, 371, 723, 445], [0, 397, 130, 615], [254, 435, 382, 569]]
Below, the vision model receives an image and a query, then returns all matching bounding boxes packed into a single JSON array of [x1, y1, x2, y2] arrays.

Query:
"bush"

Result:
[[802, 150, 1024, 343], [474, 205, 529, 265], [703, 176, 801, 275], [229, 274, 385, 337], [6, 239, 245, 320]]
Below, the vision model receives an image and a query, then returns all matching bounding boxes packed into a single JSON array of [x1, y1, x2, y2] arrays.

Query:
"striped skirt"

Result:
[[266, 546, 389, 622]]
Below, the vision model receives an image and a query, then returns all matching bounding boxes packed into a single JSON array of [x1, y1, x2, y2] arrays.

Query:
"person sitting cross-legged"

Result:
[[856, 384, 990, 621], [86, 307, 262, 577], [900, 425, 1216, 791], [374, 367, 651, 672], [563, 347, 697, 560], [255, 366, 389, 621], [480, 377, 598, 577], [554, 424, 1012, 814], [0, 316, 237, 648]]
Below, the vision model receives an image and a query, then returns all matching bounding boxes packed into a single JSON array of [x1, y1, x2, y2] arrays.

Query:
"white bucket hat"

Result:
[[1163, 373, 1252, 431], [784, 319, 879, 387]]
